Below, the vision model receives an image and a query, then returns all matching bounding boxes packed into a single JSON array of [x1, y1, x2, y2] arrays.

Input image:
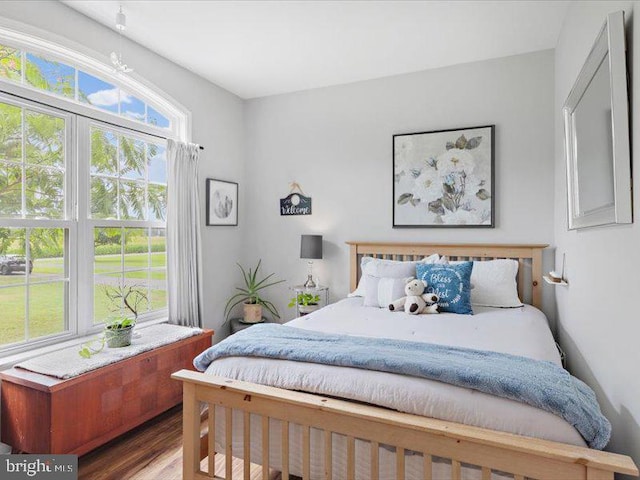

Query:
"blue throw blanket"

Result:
[[194, 324, 610, 449]]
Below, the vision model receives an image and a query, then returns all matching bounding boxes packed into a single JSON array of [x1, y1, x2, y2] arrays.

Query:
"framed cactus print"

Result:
[[206, 178, 238, 226], [393, 125, 495, 228]]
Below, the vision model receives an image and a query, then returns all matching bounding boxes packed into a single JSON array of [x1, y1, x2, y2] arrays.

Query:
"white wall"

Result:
[[243, 50, 556, 323], [554, 2, 640, 472], [0, 1, 245, 342]]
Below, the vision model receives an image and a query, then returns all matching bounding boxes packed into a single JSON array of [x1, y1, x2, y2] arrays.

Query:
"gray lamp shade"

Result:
[[300, 235, 323, 259]]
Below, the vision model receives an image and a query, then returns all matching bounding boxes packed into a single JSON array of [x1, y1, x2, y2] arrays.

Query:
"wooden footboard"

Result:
[[172, 370, 638, 480]]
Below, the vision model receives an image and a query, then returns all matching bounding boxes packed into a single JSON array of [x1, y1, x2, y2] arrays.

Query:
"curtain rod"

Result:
[[143, 130, 204, 150], [104, 125, 205, 150], [135, 128, 204, 150]]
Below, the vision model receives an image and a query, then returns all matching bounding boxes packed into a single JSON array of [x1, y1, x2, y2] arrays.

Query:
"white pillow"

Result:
[[453, 259, 522, 307], [348, 254, 442, 297], [362, 275, 410, 308]]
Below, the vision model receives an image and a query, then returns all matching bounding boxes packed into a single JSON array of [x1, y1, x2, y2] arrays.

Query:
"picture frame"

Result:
[[563, 11, 631, 230], [393, 125, 495, 228], [206, 179, 238, 226]]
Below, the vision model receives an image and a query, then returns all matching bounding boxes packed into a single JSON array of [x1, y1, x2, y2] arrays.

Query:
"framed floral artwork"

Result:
[[393, 125, 494, 228]]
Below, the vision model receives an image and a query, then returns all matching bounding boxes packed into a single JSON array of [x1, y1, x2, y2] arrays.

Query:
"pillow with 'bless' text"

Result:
[[416, 262, 474, 314]]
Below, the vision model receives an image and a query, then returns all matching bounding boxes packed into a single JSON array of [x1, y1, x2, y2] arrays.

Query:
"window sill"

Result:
[[0, 317, 169, 372]]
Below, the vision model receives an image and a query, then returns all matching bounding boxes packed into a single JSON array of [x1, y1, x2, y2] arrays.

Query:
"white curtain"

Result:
[[166, 139, 202, 327]]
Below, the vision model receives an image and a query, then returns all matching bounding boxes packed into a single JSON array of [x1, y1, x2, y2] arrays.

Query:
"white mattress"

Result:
[[289, 297, 563, 363], [205, 298, 585, 479]]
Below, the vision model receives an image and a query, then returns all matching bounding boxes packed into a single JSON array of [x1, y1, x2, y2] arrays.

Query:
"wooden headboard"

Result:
[[346, 242, 548, 309]]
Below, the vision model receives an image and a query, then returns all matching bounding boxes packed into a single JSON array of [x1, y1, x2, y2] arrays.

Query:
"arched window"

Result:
[[0, 26, 189, 354]]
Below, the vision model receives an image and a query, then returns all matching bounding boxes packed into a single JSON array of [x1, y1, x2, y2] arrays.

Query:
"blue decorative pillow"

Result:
[[415, 262, 474, 314]]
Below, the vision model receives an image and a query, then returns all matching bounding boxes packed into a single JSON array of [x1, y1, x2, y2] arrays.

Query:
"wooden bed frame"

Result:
[[173, 242, 638, 480]]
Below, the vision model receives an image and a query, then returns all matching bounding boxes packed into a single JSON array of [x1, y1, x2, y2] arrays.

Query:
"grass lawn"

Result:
[[0, 252, 167, 347], [0, 253, 166, 286], [0, 283, 64, 345], [95, 252, 166, 274]]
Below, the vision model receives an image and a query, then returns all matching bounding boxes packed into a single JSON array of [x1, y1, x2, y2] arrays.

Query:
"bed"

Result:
[[172, 242, 638, 480]]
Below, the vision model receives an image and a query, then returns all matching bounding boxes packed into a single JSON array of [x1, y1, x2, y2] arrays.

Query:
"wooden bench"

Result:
[[1, 329, 212, 455]]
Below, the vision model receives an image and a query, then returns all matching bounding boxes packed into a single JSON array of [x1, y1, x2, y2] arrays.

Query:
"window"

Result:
[[0, 44, 21, 82], [93, 227, 166, 324], [0, 97, 72, 349], [0, 41, 171, 130], [0, 29, 183, 354], [25, 53, 75, 98], [90, 126, 167, 221], [78, 72, 118, 113], [89, 125, 167, 325]]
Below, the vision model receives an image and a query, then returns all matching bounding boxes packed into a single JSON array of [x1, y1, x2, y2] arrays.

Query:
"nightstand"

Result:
[[290, 285, 329, 317], [229, 317, 270, 334]]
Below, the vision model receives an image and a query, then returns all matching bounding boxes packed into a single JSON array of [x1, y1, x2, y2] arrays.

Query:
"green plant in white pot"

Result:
[[78, 284, 147, 357], [288, 292, 321, 315], [104, 316, 136, 348], [225, 260, 285, 323], [103, 284, 147, 347]]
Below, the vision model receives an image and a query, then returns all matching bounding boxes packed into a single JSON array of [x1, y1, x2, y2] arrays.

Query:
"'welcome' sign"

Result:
[[280, 193, 312, 216]]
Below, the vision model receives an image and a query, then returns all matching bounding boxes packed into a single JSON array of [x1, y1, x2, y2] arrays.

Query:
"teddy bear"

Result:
[[388, 277, 439, 315]]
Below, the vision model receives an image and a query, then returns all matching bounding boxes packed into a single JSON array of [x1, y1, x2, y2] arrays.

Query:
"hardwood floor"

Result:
[[79, 405, 282, 480]]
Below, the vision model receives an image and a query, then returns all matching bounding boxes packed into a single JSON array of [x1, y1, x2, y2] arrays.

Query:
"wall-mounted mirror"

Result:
[[563, 10, 632, 230]]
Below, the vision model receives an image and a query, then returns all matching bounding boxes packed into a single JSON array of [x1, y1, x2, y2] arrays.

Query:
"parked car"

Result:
[[0, 255, 33, 275]]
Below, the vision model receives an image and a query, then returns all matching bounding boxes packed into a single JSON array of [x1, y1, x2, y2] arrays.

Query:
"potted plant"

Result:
[[225, 260, 285, 323], [102, 284, 148, 347], [78, 284, 147, 357], [288, 292, 321, 315], [104, 316, 136, 348]]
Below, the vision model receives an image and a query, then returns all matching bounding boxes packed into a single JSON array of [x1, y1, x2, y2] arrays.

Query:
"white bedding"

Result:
[[205, 298, 585, 479]]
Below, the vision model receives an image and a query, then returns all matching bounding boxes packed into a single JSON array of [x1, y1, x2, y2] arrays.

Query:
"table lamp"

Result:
[[300, 234, 323, 288]]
